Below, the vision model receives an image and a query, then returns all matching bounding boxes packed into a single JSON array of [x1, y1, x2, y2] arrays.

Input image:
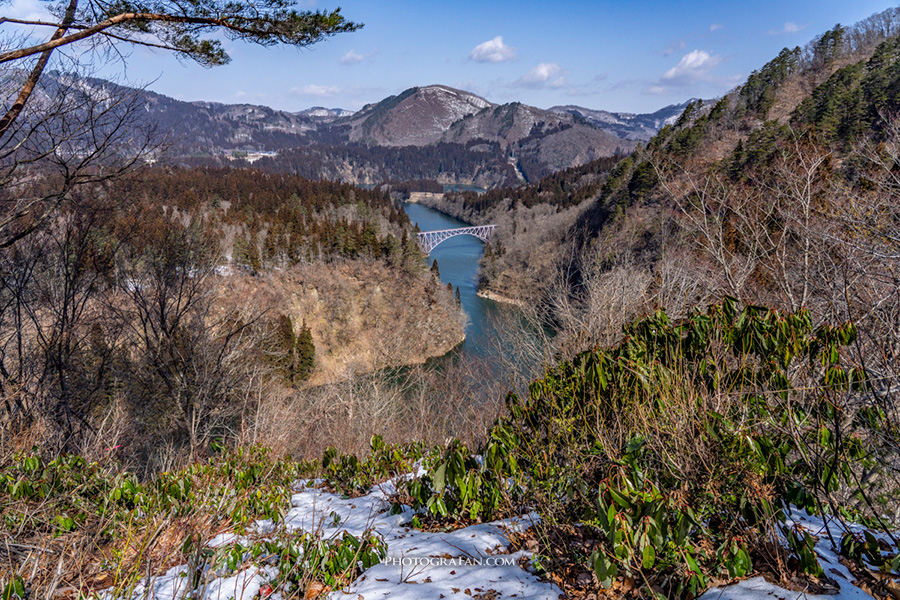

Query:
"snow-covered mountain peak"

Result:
[[418, 85, 494, 111]]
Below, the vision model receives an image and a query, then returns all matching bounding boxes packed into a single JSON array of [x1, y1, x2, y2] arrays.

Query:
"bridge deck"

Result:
[[416, 224, 496, 254]]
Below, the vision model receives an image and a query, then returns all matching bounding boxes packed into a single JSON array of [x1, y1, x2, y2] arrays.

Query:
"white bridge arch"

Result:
[[416, 225, 496, 254]]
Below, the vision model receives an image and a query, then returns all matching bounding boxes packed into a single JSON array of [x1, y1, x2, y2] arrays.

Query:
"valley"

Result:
[[4, 4, 900, 600]]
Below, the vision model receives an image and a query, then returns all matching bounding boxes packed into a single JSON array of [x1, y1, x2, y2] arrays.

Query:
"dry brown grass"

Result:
[[0, 441, 204, 598], [250, 357, 509, 460], [0, 432, 319, 600]]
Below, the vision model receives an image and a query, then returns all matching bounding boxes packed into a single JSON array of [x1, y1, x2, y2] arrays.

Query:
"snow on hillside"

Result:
[[348, 85, 498, 146], [419, 84, 494, 114], [107, 472, 562, 600], [106, 470, 896, 600], [699, 508, 894, 600], [298, 107, 355, 119], [550, 100, 700, 141]]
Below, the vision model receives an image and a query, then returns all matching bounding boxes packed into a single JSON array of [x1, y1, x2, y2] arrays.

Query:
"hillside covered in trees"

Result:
[[245, 140, 522, 189], [424, 9, 900, 336], [4, 5, 900, 600], [0, 165, 465, 464], [107, 167, 423, 269]]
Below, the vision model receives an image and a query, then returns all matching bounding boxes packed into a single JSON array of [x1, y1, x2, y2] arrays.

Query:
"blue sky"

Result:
[[4, 0, 899, 113]]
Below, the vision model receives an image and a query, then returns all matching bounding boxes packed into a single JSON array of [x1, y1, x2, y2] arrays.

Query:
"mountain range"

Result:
[[46, 74, 691, 186]]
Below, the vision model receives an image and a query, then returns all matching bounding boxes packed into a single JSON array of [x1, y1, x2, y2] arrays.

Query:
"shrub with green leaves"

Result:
[[587, 438, 758, 597], [404, 298, 898, 596], [322, 435, 430, 496], [496, 298, 899, 594], [403, 436, 520, 522], [0, 444, 318, 596], [206, 530, 386, 592], [2, 445, 313, 534]]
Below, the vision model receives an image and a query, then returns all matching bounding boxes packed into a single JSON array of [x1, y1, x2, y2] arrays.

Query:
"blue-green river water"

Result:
[[402, 201, 503, 360]]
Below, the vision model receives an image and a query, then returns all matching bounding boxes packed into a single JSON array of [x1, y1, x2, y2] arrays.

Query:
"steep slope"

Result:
[[443, 101, 572, 146], [105, 166, 466, 384], [427, 7, 900, 320], [515, 124, 632, 180], [581, 16, 900, 250], [443, 101, 634, 180]]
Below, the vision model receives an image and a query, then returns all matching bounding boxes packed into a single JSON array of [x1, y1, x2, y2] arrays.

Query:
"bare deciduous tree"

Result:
[[0, 64, 159, 247], [0, 0, 358, 246], [118, 226, 262, 455], [656, 165, 768, 301], [0, 200, 124, 446]]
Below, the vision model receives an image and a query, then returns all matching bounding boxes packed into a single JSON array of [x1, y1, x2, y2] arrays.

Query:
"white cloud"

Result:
[[469, 36, 518, 63], [512, 62, 567, 89], [661, 49, 722, 85], [4, 0, 51, 21], [709, 23, 723, 32], [290, 84, 341, 98], [339, 50, 365, 65], [768, 21, 805, 35]]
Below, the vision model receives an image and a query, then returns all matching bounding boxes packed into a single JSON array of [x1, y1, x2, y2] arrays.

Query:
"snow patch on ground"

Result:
[[282, 479, 561, 599], [106, 474, 562, 600], [700, 575, 871, 600], [109, 564, 276, 600], [699, 507, 894, 600], [329, 558, 557, 600], [109, 479, 897, 600]]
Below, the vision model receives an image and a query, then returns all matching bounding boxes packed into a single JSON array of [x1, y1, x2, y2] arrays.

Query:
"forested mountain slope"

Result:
[[109, 167, 467, 382], [423, 8, 900, 357], [0, 165, 465, 465]]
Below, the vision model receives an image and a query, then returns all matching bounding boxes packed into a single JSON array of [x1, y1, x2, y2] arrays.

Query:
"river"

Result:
[[402, 201, 503, 361], [400, 201, 549, 401]]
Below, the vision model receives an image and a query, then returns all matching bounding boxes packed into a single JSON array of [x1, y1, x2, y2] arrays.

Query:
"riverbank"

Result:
[[406, 191, 443, 204], [402, 201, 509, 361], [476, 288, 527, 308]]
